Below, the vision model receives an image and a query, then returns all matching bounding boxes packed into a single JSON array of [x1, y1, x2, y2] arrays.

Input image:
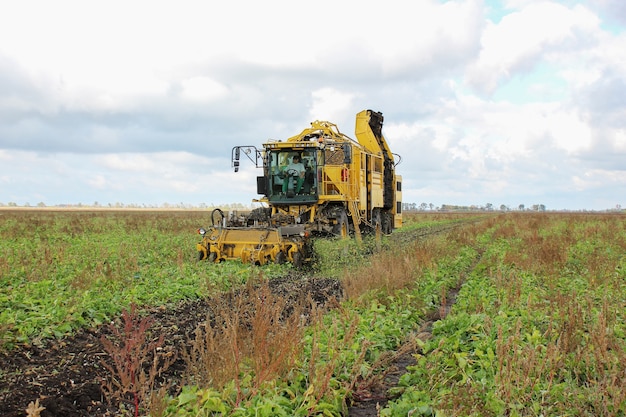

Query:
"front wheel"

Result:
[[275, 251, 287, 264], [292, 251, 303, 269], [332, 209, 349, 238], [197, 250, 205, 261], [372, 208, 383, 235], [382, 212, 393, 235]]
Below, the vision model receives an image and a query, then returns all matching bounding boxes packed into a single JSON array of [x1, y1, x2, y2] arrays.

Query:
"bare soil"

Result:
[[0, 274, 454, 417], [0, 275, 343, 417]]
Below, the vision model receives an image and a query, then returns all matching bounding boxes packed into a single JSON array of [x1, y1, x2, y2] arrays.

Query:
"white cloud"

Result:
[[87, 175, 109, 190], [309, 88, 357, 124], [0, 1, 625, 210], [98, 154, 157, 172], [614, 129, 626, 150], [180, 77, 229, 102], [467, 2, 600, 94], [548, 111, 593, 153], [573, 168, 626, 191]]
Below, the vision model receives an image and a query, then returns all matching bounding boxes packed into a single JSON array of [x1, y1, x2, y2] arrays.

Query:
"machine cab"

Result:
[[265, 149, 319, 204]]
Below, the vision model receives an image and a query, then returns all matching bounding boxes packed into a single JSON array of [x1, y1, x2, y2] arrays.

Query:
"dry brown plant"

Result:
[[307, 309, 361, 402], [557, 293, 586, 355], [182, 280, 312, 403], [342, 237, 444, 302], [492, 268, 523, 309], [495, 321, 561, 407], [500, 230, 566, 276], [100, 304, 176, 417], [176, 248, 185, 269], [182, 307, 241, 391], [572, 298, 626, 415], [25, 399, 45, 417], [528, 290, 626, 415], [449, 222, 485, 247], [147, 386, 171, 417], [247, 282, 312, 392]]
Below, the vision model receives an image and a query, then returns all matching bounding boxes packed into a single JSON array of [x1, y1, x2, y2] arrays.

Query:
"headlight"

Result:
[[198, 228, 206, 236]]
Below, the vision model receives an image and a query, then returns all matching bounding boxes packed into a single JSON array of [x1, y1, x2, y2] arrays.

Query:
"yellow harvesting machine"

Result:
[[196, 109, 402, 266]]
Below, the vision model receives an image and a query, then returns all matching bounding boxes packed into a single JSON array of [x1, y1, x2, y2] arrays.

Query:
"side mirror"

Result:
[[256, 176, 267, 195], [234, 148, 241, 172]]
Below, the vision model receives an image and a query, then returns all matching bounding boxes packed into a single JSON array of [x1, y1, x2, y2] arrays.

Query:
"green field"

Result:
[[0, 209, 289, 348], [1, 209, 625, 416]]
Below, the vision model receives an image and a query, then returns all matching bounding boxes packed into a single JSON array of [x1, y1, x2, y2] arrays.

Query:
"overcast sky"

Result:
[[1, 0, 625, 210]]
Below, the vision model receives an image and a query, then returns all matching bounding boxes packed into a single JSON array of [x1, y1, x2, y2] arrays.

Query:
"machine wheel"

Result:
[[382, 212, 393, 235], [292, 251, 303, 268], [372, 208, 383, 235], [197, 251, 205, 261], [332, 209, 349, 238], [208, 252, 217, 262], [275, 251, 287, 264]]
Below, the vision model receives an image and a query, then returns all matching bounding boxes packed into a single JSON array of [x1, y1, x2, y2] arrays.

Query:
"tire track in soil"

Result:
[[347, 224, 484, 417], [346, 288, 461, 417]]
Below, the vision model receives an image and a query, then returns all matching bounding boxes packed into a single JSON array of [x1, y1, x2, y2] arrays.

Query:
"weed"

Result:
[[342, 236, 445, 302], [182, 280, 310, 403], [0, 209, 287, 349], [383, 213, 626, 416], [100, 304, 176, 417], [6, 210, 626, 416], [25, 399, 45, 417]]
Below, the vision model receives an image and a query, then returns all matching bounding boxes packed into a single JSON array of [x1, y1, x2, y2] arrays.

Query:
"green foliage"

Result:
[[0, 210, 288, 349], [312, 236, 374, 276], [383, 213, 626, 416], [5, 210, 626, 416], [165, 215, 478, 416]]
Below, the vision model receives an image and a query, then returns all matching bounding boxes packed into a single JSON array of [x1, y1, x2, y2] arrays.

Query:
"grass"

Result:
[[3, 209, 626, 415], [0, 209, 289, 349], [166, 213, 490, 416], [383, 213, 626, 416]]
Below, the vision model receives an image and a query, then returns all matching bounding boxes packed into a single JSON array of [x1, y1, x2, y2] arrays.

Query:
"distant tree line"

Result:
[[0, 201, 622, 213], [402, 202, 549, 212], [0, 202, 256, 210], [401, 203, 625, 212]]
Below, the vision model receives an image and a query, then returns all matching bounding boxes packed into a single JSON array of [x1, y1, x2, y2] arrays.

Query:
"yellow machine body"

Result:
[[196, 223, 308, 267], [197, 110, 402, 266]]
